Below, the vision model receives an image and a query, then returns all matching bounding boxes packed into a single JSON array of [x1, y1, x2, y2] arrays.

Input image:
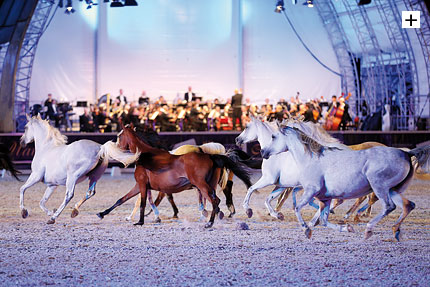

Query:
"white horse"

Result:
[[235, 117, 341, 219], [261, 120, 430, 240], [20, 115, 139, 224]]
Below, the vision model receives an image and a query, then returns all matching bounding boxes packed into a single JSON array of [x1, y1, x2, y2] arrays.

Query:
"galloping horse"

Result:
[[261, 120, 430, 240], [0, 143, 21, 181], [126, 142, 232, 221], [97, 123, 252, 228], [19, 115, 139, 224]]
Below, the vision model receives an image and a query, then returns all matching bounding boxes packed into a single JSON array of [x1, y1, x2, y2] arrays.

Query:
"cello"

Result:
[[324, 93, 351, 130]]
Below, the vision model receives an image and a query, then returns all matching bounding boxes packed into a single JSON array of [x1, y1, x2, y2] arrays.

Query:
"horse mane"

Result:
[[285, 120, 348, 150], [37, 119, 67, 146], [199, 142, 226, 155]]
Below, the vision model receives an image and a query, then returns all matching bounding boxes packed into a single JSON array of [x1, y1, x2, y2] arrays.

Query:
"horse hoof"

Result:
[[393, 229, 401, 242], [47, 218, 55, 224], [218, 211, 224, 220], [364, 229, 373, 240], [202, 209, 209, 218], [21, 209, 28, 219], [347, 224, 355, 233], [172, 215, 179, 219], [96, 213, 104, 219], [205, 222, 214, 228], [125, 217, 131, 221], [246, 208, 253, 218], [304, 228, 312, 239], [71, 208, 79, 218], [228, 212, 235, 218], [154, 217, 161, 223], [276, 212, 285, 221], [330, 209, 335, 214], [133, 221, 144, 226]]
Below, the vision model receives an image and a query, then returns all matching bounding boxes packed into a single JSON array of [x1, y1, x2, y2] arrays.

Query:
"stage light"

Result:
[[85, 0, 98, 9], [358, 0, 371, 5], [274, 0, 285, 13], [110, 0, 124, 7], [58, 0, 64, 8], [303, 0, 314, 7], [124, 0, 138, 6], [65, 0, 75, 14]]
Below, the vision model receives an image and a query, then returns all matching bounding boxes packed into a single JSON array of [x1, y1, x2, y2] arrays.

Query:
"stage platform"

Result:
[[1, 130, 429, 165]]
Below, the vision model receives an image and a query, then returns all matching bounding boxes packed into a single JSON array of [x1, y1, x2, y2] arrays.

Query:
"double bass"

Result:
[[324, 93, 351, 130]]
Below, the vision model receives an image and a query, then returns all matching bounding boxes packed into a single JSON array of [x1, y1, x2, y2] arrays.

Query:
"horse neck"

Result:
[[133, 133, 166, 155], [256, 122, 274, 149], [32, 123, 55, 152], [284, 132, 310, 166]]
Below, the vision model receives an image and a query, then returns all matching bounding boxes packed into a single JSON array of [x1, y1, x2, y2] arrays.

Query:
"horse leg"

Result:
[[47, 176, 79, 224], [364, 190, 396, 240], [294, 188, 319, 239], [146, 189, 161, 223], [97, 184, 140, 219], [19, 172, 43, 218], [166, 194, 179, 218], [197, 190, 208, 218], [318, 199, 354, 233], [242, 176, 275, 218], [390, 192, 415, 241], [265, 186, 289, 220], [72, 180, 97, 218], [342, 196, 365, 222], [126, 186, 140, 221], [144, 192, 165, 218], [274, 187, 292, 212], [135, 182, 148, 226], [329, 199, 344, 214], [222, 179, 235, 217], [39, 185, 57, 216], [363, 193, 379, 218]]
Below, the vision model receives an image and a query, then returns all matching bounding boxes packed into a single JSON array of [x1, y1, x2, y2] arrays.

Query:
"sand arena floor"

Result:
[[0, 171, 429, 286]]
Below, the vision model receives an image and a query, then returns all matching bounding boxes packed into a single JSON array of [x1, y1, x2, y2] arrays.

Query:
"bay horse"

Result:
[[97, 123, 252, 228], [19, 115, 139, 224], [261, 120, 430, 240], [0, 143, 21, 181]]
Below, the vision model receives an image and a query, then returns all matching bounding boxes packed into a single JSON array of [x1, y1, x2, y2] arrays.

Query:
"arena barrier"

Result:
[[0, 131, 429, 166]]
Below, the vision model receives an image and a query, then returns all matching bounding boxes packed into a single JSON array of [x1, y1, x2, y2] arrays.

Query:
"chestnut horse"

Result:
[[97, 124, 252, 228]]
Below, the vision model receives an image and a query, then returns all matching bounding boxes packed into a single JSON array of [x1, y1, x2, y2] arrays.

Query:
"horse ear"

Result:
[[36, 113, 42, 120], [118, 118, 125, 129]]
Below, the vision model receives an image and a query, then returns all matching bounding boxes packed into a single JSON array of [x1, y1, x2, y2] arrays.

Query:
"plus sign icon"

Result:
[[402, 11, 420, 29]]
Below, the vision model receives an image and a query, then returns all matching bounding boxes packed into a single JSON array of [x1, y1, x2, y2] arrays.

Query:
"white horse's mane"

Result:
[[283, 120, 348, 150], [34, 118, 68, 146]]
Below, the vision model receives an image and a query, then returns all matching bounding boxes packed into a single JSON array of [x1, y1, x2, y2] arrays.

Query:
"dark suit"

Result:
[[184, 92, 195, 102], [231, 93, 243, 129]]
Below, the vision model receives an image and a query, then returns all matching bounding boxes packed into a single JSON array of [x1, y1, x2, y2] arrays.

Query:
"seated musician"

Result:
[[157, 105, 177, 131], [79, 108, 95, 132]]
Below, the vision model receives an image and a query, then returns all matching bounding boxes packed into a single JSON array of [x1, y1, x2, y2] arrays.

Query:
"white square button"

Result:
[[402, 11, 420, 29]]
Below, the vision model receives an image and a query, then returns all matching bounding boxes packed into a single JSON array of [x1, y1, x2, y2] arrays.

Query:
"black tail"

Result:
[[228, 149, 262, 169], [210, 154, 252, 189], [0, 151, 21, 181], [409, 145, 430, 173]]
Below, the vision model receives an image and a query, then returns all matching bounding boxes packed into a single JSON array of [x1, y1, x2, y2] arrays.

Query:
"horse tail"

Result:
[[408, 145, 430, 173], [227, 149, 263, 170], [210, 154, 252, 189], [99, 141, 140, 168], [0, 152, 22, 181]]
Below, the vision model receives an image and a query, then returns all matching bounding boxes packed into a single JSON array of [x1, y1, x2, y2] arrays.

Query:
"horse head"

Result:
[[117, 120, 139, 153], [20, 114, 35, 147], [236, 116, 259, 145]]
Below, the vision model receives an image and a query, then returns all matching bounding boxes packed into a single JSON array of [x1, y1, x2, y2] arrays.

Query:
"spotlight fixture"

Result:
[[303, 0, 314, 7], [65, 0, 75, 14], [58, 0, 64, 8], [358, 0, 371, 5], [85, 0, 98, 9], [124, 0, 138, 6], [274, 0, 285, 13], [110, 0, 124, 7]]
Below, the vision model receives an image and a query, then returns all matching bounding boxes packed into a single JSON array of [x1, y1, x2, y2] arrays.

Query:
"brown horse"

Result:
[[97, 124, 252, 228]]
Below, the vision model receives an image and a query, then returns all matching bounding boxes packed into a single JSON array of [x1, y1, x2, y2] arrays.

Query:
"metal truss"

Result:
[[14, 0, 55, 124], [341, 0, 390, 118], [374, 0, 419, 130], [0, 43, 9, 81], [315, 0, 360, 117], [404, 0, 430, 123]]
